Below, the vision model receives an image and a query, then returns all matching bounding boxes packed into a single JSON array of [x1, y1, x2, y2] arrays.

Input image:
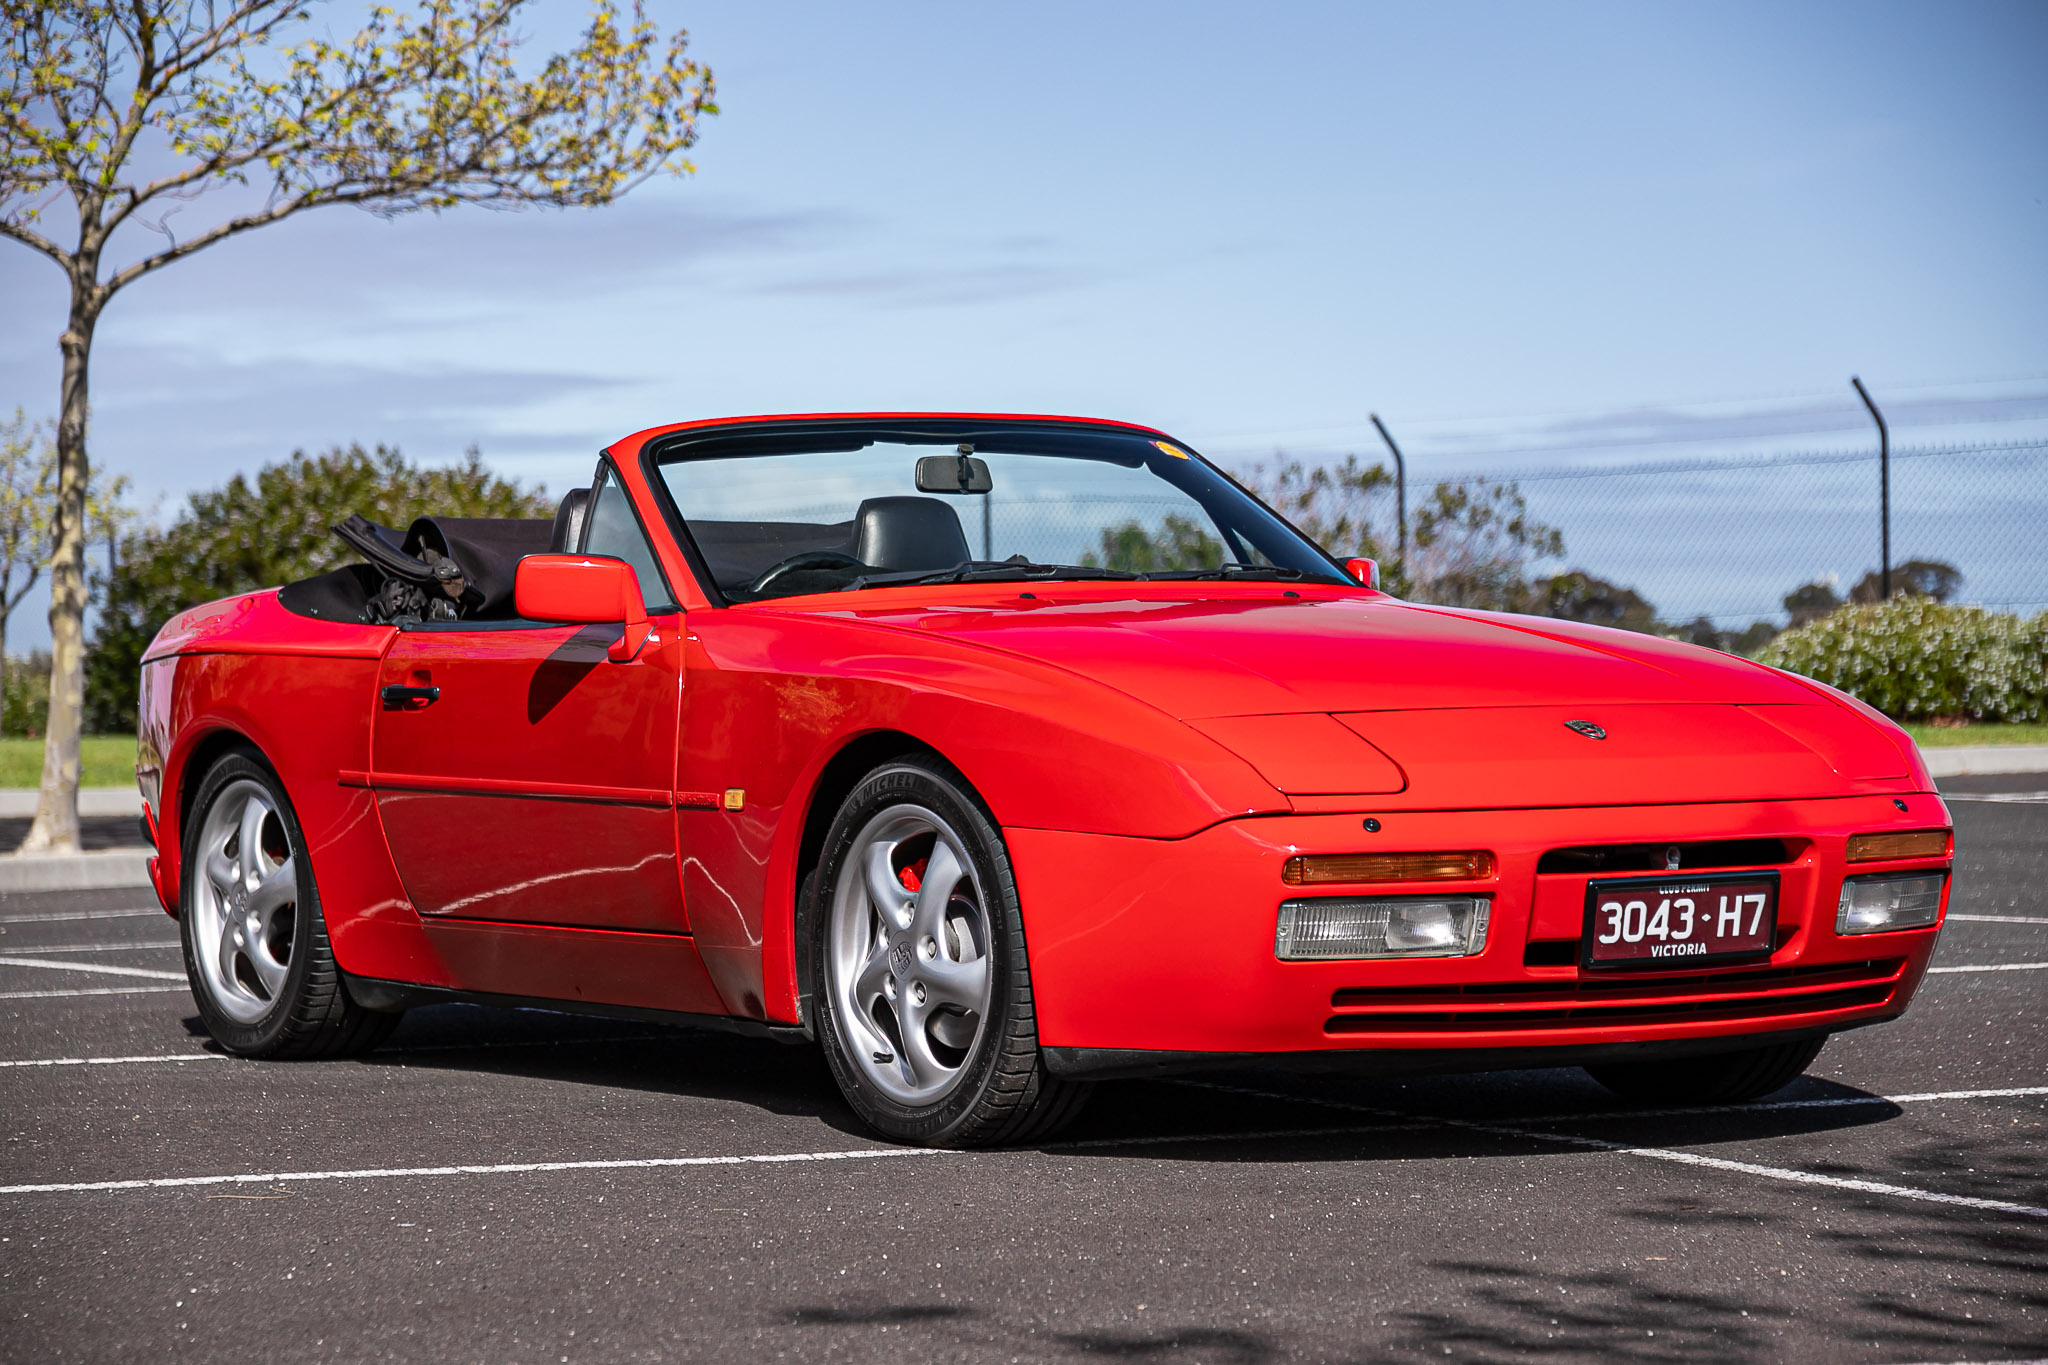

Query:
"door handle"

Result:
[[381, 684, 441, 711]]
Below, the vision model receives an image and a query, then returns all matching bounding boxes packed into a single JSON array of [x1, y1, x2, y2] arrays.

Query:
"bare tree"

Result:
[[1, 1, 715, 851], [0, 410, 56, 689]]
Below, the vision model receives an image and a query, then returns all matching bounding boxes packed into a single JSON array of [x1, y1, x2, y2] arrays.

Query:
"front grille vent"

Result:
[[1324, 958, 1904, 1036], [1536, 837, 1795, 876]]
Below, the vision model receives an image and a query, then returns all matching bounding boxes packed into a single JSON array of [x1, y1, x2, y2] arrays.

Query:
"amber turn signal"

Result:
[[1281, 850, 1495, 886], [1845, 830, 1949, 862]]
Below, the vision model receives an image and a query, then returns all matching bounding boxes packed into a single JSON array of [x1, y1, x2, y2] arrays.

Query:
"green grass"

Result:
[[1901, 722, 2048, 748], [0, 735, 138, 788]]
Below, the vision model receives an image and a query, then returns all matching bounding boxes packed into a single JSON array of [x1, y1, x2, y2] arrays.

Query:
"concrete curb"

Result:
[[0, 849, 154, 893], [0, 788, 143, 818], [1921, 745, 2048, 778]]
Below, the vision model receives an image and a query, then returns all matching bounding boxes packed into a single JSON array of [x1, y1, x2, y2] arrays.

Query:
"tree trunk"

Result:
[[18, 290, 97, 855]]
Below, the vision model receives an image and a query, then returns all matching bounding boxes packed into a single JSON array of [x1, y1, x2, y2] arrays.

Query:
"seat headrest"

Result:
[[852, 496, 972, 573], [550, 488, 591, 553]]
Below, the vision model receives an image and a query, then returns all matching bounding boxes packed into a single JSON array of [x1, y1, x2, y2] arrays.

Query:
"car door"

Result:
[[369, 463, 689, 933]]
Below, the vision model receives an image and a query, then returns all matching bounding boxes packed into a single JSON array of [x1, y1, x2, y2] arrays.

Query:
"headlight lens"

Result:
[[1836, 873, 1945, 934], [1276, 895, 1491, 960]]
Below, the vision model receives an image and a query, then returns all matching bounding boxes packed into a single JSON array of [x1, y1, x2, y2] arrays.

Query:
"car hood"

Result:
[[806, 590, 1919, 805], [827, 591, 1802, 714]]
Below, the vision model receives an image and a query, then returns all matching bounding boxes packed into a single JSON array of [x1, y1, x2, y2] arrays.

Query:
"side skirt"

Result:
[[341, 973, 813, 1045]]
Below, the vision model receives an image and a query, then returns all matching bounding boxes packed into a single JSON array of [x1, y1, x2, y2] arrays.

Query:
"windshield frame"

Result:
[[635, 416, 1352, 608]]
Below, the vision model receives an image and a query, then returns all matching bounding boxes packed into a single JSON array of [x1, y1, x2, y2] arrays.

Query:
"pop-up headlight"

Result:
[[1276, 895, 1491, 961], [1836, 873, 1945, 935]]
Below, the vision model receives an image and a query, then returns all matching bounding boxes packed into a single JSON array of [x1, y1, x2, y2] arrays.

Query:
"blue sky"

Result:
[[2, 1, 2045, 639]]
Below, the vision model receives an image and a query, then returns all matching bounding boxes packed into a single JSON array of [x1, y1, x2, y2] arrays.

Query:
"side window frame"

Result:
[[581, 457, 680, 613]]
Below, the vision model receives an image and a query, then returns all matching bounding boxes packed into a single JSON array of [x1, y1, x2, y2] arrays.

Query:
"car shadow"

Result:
[[189, 1001, 1930, 1162]]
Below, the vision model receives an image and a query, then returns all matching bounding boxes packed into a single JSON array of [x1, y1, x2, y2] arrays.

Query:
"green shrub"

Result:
[[1756, 597, 2048, 723], [1, 653, 50, 737]]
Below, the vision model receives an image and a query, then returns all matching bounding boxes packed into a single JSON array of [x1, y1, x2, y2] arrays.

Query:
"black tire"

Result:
[[180, 752, 400, 1058], [807, 756, 1088, 1147], [1585, 1036, 1827, 1106]]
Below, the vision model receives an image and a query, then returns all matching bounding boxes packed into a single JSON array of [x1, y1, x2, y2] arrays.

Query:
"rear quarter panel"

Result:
[[144, 596, 458, 985]]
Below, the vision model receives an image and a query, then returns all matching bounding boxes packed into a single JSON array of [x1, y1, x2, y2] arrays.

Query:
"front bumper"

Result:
[[1009, 791, 1948, 1060]]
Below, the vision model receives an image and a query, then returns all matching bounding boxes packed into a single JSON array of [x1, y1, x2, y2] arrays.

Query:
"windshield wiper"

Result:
[[1139, 564, 1316, 581], [848, 559, 1142, 590]]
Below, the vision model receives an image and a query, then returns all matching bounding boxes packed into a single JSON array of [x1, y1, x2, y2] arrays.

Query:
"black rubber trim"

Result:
[[1039, 1019, 1882, 1081], [339, 973, 810, 1044], [397, 617, 561, 633]]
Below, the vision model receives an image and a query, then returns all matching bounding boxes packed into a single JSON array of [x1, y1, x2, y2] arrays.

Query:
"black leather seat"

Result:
[[852, 496, 972, 572], [550, 488, 590, 553]]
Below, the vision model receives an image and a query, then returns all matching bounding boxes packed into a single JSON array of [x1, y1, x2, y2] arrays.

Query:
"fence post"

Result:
[[1850, 376, 1890, 599], [1369, 413, 1407, 562]]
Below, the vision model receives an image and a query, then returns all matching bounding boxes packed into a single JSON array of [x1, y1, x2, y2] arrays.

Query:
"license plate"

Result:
[[1582, 871, 1779, 969]]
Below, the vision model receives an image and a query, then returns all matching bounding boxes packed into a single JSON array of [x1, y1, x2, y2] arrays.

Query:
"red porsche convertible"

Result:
[[137, 414, 1953, 1145]]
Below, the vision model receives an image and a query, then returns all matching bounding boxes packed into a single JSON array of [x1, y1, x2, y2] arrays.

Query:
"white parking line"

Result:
[[0, 1033, 681, 1069], [1947, 914, 2048, 924], [0, 942, 181, 954], [1177, 1081, 2048, 1220], [0, 1053, 227, 1068], [0, 907, 161, 924], [1928, 961, 2048, 973], [0, 955, 184, 980], [0, 985, 185, 1000], [3, 1072, 2041, 1202], [1941, 791, 2048, 803], [0, 1145, 950, 1195]]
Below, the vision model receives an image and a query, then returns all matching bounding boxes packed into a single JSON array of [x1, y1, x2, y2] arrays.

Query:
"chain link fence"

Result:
[[1221, 438, 2048, 640]]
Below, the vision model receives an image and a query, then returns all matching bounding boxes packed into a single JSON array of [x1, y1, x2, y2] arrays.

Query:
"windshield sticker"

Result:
[[1151, 440, 1190, 460]]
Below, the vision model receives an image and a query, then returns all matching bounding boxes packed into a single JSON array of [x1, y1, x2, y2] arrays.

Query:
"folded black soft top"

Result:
[[278, 514, 554, 624]]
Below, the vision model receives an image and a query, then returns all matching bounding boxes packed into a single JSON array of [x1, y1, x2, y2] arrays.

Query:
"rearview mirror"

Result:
[[915, 453, 993, 494], [1346, 557, 1382, 590], [514, 555, 651, 661]]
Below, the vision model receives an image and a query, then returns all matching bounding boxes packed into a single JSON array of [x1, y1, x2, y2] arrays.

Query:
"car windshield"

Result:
[[653, 426, 1345, 603]]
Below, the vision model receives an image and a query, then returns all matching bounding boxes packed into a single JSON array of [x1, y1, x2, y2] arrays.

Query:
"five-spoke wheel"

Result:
[[180, 752, 399, 1057], [190, 778, 299, 1023], [809, 757, 1087, 1146], [827, 805, 994, 1106]]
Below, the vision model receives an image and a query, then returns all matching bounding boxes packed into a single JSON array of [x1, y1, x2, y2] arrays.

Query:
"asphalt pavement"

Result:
[[1, 777, 2043, 1363]]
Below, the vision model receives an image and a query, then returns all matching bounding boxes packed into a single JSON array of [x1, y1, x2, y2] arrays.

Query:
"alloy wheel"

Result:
[[189, 778, 298, 1024], [825, 803, 994, 1106]]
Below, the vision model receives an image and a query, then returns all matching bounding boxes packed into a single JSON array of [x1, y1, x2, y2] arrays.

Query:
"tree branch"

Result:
[[0, 218, 69, 268], [100, 183, 389, 292]]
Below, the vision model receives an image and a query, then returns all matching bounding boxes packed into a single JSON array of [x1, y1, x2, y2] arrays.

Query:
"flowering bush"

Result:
[[1757, 597, 2048, 722]]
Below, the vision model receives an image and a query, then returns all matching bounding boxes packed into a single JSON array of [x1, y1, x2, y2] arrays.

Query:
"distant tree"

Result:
[[1082, 515, 1227, 574], [0, 411, 54, 686], [1727, 620, 1782, 656], [1783, 580, 1842, 628], [1849, 559, 1962, 605], [1236, 454, 1398, 580], [1671, 616, 1779, 656], [1406, 479, 1564, 611], [0, 409, 133, 691], [85, 445, 552, 733], [3, 0, 715, 850], [1536, 570, 1655, 632]]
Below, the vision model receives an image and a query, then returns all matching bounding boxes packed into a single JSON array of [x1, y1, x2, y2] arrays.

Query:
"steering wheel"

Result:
[[745, 550, 867, 597]]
